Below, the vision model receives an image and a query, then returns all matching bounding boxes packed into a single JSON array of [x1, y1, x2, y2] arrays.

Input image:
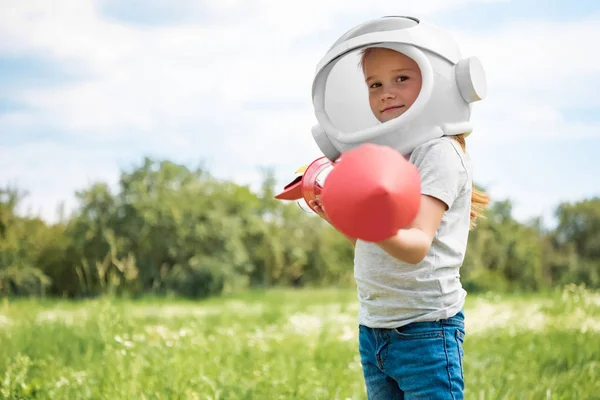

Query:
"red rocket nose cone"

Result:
[[321, 143, 421, 242]]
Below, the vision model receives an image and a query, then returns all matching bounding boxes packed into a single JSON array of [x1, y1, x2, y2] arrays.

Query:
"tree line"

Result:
[[1, 157, 598, 298]]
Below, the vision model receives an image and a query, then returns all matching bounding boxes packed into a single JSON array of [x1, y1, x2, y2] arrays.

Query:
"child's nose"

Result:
[[381, 90, 396, 101]]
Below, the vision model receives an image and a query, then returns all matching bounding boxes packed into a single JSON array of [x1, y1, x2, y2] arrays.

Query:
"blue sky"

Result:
[[1, 0, 599, 227]]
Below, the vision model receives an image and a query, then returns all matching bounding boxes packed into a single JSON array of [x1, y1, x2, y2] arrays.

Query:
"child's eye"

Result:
[[369, 82, 381, 89], [396, 75, 409, 82]]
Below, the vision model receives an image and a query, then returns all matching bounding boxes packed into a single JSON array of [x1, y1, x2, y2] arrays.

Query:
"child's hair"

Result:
[[358, 48, 374, 71], [359, 48, 489, 229], [451, 134, 489, 229]]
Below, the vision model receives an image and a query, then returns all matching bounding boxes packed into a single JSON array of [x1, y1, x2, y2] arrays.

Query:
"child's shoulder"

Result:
[[409, 136, 471, 173], [411, 136, 462, 155]]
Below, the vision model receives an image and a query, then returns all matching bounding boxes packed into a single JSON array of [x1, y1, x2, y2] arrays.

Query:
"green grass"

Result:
[[0, 286, 599, 399]]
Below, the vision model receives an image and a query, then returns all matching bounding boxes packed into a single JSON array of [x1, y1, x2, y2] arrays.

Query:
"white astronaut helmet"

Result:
[[311, 16, 487, 161]]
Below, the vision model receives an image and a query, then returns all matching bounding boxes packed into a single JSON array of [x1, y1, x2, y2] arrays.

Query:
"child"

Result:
[[309, 46, 489, 399]]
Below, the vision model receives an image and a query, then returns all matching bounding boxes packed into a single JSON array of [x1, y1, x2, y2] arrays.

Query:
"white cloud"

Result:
[[456, 17, 600, 83], [0, 0, 599, 223], [454, 16, 600, 144], [0, 0, 514, 134], [0, 141, 122, 221]]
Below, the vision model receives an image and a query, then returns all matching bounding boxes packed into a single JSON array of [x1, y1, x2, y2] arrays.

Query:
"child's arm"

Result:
[[374, 194, 446, 264]]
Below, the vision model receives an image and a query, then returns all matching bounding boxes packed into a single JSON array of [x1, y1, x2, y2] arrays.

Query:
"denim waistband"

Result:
[[411, 310, 464, 328], [361, 310, 465, 331]]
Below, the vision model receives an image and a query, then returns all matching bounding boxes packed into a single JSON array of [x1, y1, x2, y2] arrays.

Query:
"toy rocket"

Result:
[[275, 143, 421, 242]]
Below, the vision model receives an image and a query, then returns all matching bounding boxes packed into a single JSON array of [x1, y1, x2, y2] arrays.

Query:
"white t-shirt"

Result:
[[354, 136, 472, 329]]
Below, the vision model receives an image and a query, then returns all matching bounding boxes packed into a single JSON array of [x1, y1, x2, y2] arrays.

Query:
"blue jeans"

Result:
[[358, 311, 466, 400]]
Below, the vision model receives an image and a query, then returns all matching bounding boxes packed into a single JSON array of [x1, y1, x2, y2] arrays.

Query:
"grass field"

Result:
[[1, 285, 599, 399]]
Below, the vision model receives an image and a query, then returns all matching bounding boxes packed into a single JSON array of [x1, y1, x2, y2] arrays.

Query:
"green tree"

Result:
[[549, 198, 600, 287]]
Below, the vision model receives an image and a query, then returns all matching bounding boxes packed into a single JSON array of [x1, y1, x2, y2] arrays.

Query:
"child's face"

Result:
[[362, 48, 422, 123]]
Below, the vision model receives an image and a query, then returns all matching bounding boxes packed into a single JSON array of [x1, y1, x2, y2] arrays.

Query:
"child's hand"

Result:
[[308, 196, 331, 223], [310, 196, 357, 247]]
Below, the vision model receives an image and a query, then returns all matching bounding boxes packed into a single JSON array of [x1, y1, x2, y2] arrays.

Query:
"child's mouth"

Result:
[[381, 105, 405, 113]]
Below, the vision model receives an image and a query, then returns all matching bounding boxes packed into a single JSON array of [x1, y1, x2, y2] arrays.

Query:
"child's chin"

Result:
[[380, 111, 404, 123]]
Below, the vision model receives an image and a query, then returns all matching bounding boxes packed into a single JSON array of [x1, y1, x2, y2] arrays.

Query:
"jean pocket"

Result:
[[455, 329, 465, 379], [392, 327, 444, 340]]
